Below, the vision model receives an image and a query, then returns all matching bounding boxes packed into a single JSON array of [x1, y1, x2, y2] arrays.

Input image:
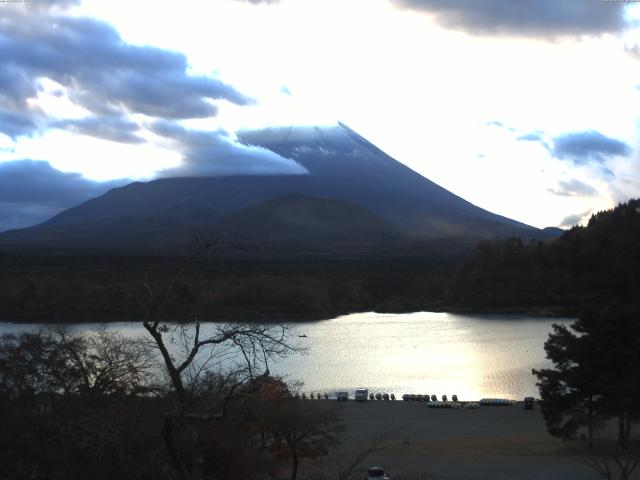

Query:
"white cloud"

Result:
[[0, 130, 181, 181], [1, 0, 639, 229]]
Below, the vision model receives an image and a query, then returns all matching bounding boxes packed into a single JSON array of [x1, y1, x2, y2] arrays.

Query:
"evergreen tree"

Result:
[[534, 303, 640, 448], [533, 321, 601, 446]]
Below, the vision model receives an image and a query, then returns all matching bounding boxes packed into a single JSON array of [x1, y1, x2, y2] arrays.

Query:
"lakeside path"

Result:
[[319, 400, 629, 480]]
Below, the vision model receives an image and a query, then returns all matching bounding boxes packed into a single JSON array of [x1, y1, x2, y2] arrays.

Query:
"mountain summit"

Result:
[[0, 124, 555, 251], [238, 123, 536, 237]]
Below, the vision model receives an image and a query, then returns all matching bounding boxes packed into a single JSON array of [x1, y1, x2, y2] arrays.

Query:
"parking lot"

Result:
[[320, 400, 613, 480]]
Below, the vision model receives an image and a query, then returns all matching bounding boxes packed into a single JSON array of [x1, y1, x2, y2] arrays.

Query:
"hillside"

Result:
[[446, 199, 640, 313], [216, 193, 404, 243]]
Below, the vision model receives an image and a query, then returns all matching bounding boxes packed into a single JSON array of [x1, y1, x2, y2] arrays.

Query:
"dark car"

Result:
[[366, 466, 390, 479], [524, 397, 535, 410]]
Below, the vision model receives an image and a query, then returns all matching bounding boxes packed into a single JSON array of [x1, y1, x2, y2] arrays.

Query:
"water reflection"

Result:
[[0, 311, 572, 400], [282, 312, 571, 399]]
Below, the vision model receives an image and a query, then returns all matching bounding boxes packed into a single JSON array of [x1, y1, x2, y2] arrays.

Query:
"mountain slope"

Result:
[[216, 193, 404, 243], [0, 123, 555, 251]]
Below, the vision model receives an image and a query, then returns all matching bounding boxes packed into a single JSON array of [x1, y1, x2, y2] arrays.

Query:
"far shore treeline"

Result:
[[0, 199, 638, 323]]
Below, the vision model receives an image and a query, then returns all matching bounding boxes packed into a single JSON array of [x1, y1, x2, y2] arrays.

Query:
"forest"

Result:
[[0, 247, 461, 323], [1, 199, 638, 323], [446, 199, 640, 315]]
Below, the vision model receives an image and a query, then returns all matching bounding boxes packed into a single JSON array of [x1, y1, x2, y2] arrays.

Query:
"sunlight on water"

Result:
[[0, 311, 572, 400], [281, 312, 572, 400]]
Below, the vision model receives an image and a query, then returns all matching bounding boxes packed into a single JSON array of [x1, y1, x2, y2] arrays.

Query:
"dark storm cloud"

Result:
[[150, 121, 308, 177], [548, 179, 598, 197], [0, 160, 126, 231], [551, 131, 632, 165], [0, 8, 250, 126], [53, 116, 146, 144], [0, 110, 38, 139], [390, 0, 627, 37]]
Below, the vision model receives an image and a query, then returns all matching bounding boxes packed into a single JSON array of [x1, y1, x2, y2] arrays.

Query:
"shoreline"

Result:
[[0, 305, 576, 325]]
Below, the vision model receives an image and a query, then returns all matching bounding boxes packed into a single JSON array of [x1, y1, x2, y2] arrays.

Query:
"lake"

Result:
[[0, 311, 572, 400]]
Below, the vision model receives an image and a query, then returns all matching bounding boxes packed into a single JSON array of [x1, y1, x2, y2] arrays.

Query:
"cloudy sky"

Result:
[[1, 0, 639, 232]]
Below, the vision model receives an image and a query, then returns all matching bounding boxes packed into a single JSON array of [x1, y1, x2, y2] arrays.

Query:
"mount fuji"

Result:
[[0, 123, 559, 252]]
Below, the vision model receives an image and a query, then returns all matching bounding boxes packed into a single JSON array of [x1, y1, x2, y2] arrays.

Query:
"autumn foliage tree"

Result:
[[244, 377, 343, 480]]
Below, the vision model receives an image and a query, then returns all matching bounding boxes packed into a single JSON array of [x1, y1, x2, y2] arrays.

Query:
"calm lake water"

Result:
[[0, 311, 572, 400]]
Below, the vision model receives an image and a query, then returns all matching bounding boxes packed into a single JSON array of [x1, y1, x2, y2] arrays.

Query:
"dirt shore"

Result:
[[321, 400, 630, 480]]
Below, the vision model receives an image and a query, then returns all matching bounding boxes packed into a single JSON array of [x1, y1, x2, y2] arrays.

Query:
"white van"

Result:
[[355, 388, 368, 402]]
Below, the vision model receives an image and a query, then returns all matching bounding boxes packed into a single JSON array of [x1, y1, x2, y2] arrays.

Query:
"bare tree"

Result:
[[0, 327, 154, 401], [0, 328, 158, 480], [119, 237, 304, 480], [309, 429, 396, 480], [580, 439, 640, 480]]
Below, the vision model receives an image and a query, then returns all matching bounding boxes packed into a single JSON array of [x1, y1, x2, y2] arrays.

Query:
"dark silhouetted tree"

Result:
[[534, 303, 640, 449], [120, 237, 305, 480]]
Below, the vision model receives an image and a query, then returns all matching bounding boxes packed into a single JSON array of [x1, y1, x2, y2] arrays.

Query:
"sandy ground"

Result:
[[316, 400, 637, 480]]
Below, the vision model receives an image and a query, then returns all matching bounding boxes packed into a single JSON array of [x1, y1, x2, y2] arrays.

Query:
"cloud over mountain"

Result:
[[150, 121, 308, 177], [389, 0, 627, 37], [53, 116, 146, 144], [0, 160, 125, 231], [0, 0, 309, 224]]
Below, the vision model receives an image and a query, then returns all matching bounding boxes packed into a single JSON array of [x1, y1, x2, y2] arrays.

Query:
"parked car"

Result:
[[524, 397, 535, 410], [355, 388, 369, 402], [365, 466, 390, 479], [480, 398, 513, 406], [336, 391, 349, 401]]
